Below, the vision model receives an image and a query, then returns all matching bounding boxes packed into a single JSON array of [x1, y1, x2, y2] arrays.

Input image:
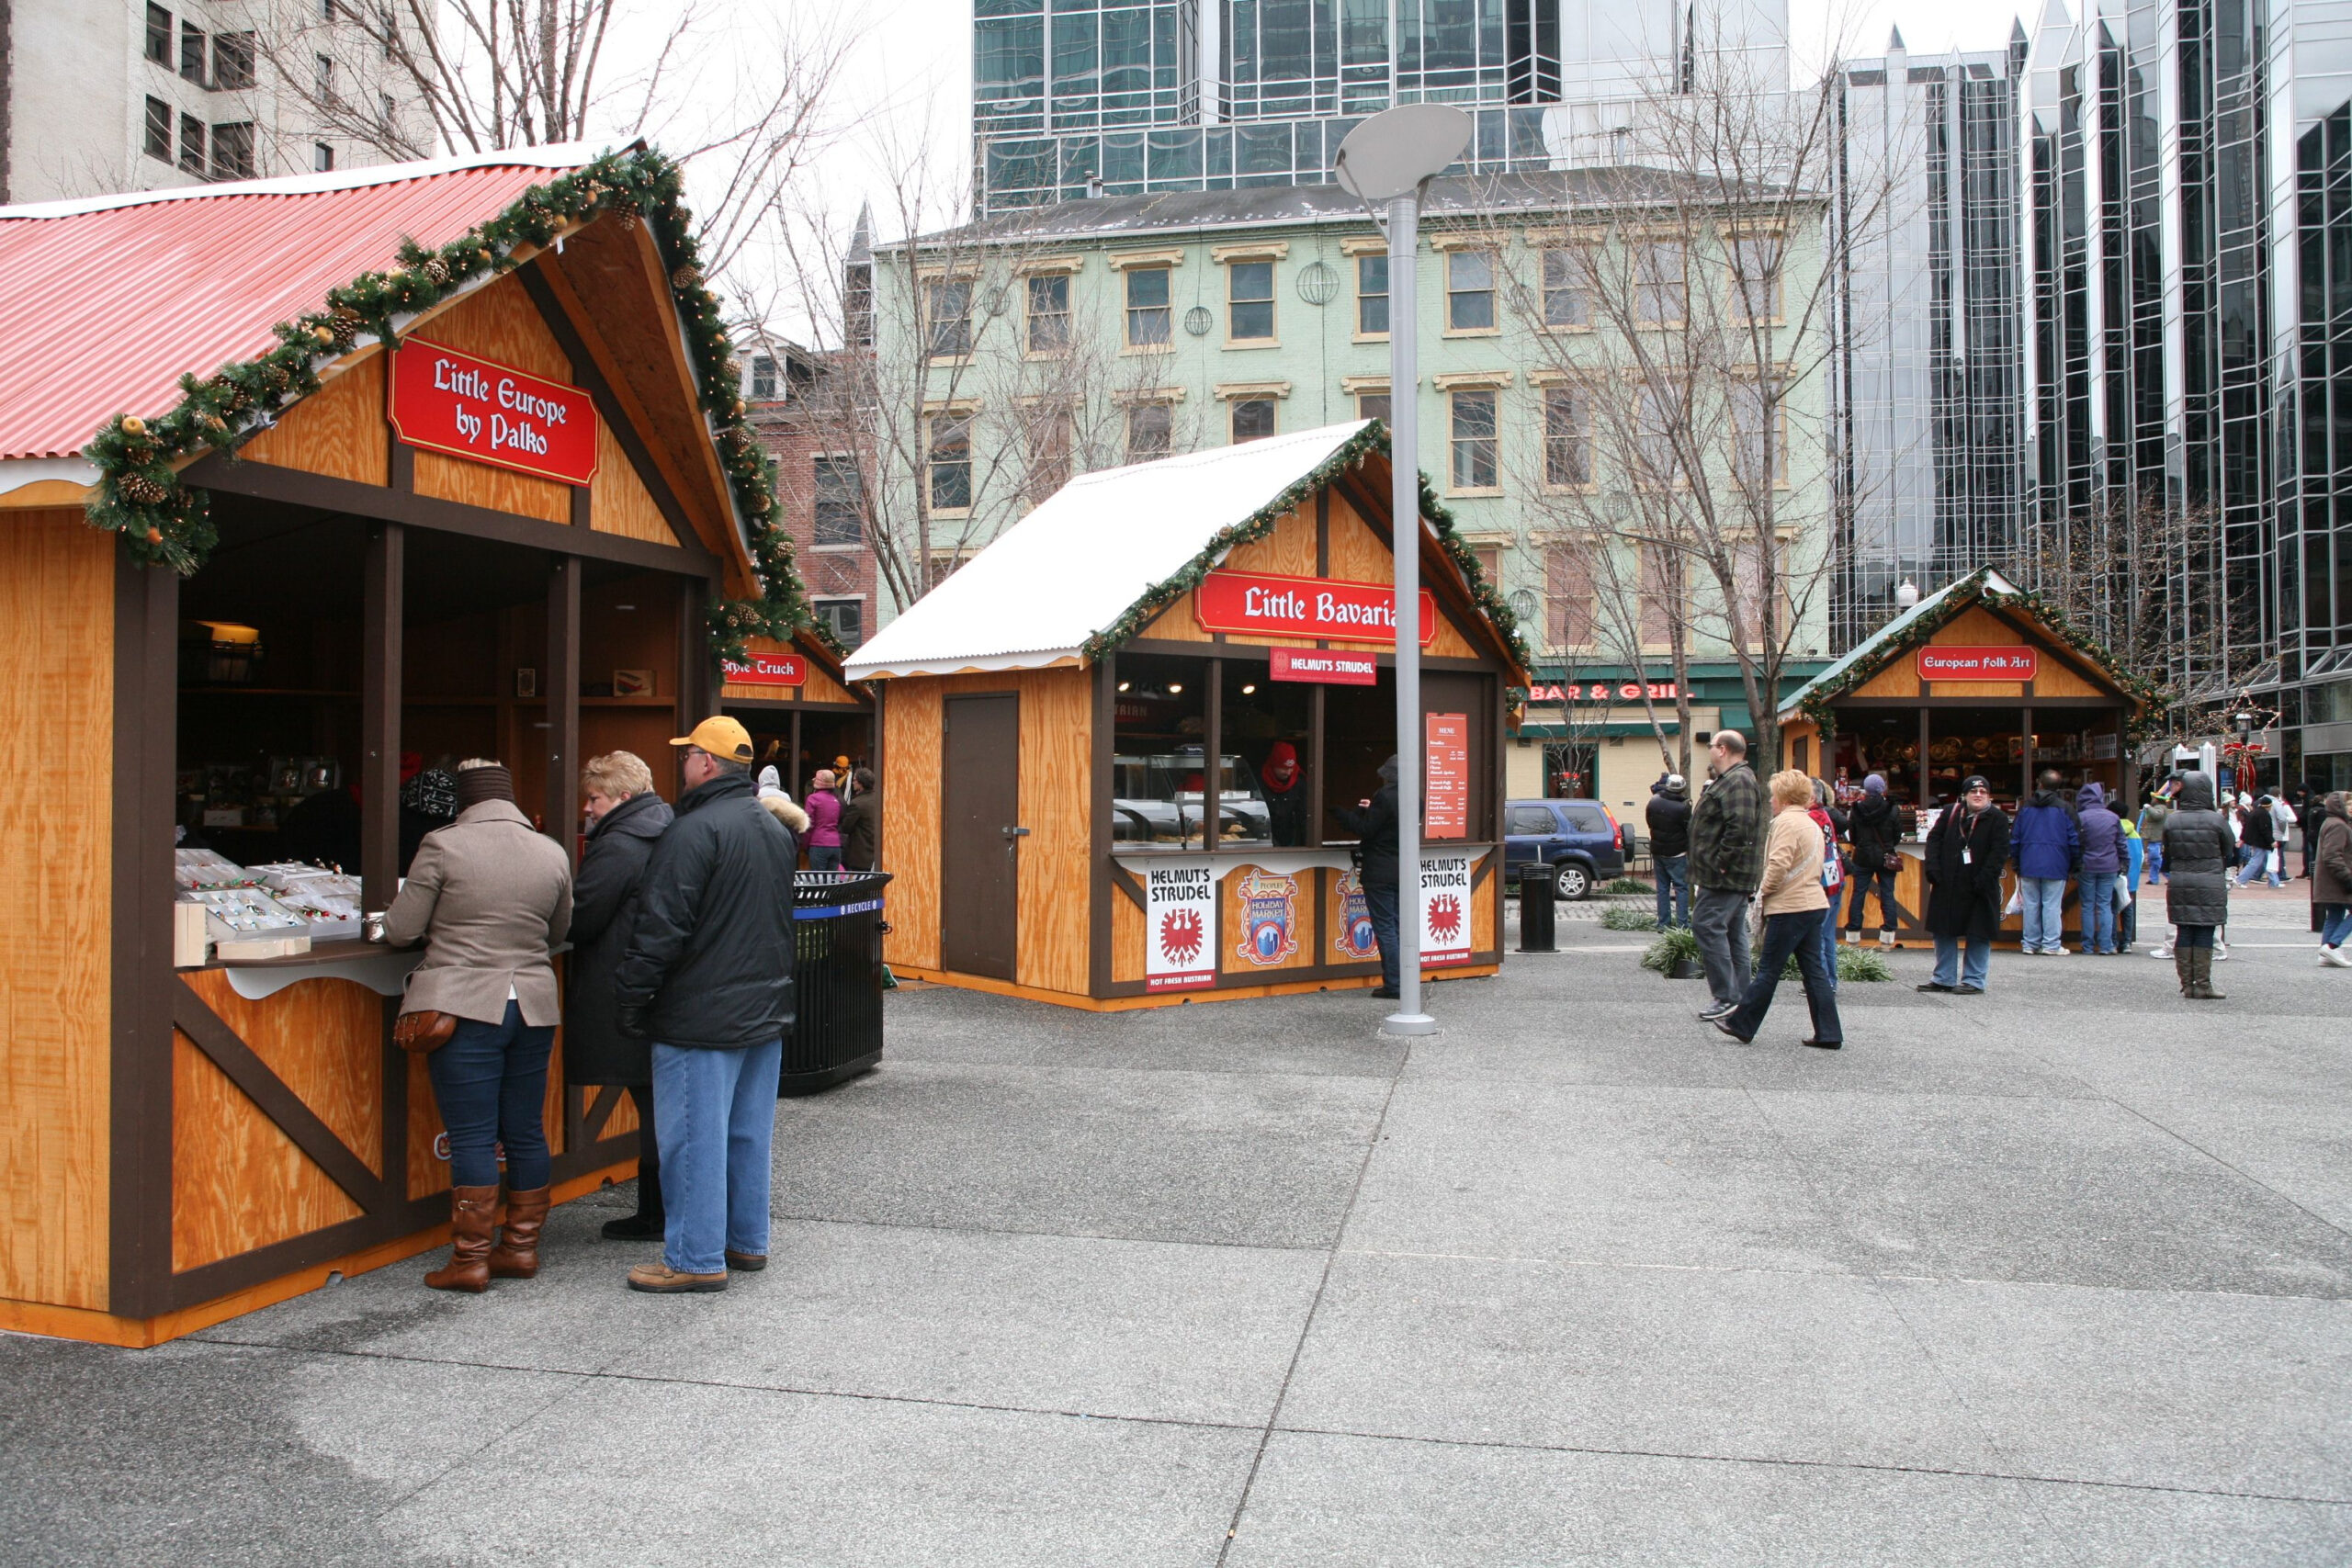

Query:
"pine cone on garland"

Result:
[[119, 472, 169, 505], [422, 257, 450, 285], [671, 265, 703, 292]]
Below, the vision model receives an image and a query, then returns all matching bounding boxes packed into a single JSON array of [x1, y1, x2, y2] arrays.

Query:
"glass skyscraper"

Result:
[[972, 0, 1790, 209], [1829, 31, 2032, 649]]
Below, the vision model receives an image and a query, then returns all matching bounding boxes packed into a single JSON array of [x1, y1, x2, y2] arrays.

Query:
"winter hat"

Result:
[[453, 759, 514, 812], [756, 764, 792, 805], [1863, 773, 1887, 795], [401, 768, 458, 820], [1664, 773, 1687, 795], [1376, 754, 1399, 783], [1961, 774, 1992, 795]]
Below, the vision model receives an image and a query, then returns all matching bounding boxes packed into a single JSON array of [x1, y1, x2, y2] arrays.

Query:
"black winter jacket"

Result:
[[614, 771, 799, 1049], [1645, 793, 1691, 858], [563, 790, 673, 1086], [1922, 801, 2011, 941], [839, 790, 880, 870], [1848, 793, 1903, 870], [1337, 783, 1400, 887], [2163, 773, 2233, 930]]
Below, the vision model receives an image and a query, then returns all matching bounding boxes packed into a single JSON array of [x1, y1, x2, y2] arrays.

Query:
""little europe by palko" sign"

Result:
[[390, 340, 600, 487]]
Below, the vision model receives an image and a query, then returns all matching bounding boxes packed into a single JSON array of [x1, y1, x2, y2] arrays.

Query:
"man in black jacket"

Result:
[[614, 716, 800, 1292], [1336, 756, 1403, 998], [1645, 775, 1691, 929]]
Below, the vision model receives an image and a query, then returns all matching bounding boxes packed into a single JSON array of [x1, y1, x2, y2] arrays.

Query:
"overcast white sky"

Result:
[[793, 0, 2044, 246]]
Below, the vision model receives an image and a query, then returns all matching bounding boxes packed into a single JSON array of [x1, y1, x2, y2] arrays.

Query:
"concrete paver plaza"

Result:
[[6, 891, 2347, 1565]]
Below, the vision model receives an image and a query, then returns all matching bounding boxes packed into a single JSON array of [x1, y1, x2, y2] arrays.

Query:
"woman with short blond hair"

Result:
[[567, 750, 673, 1239], [1710, 768, 1844, 1049]]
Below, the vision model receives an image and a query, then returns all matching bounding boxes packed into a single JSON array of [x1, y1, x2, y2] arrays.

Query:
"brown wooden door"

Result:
[[942, 693, 1021, 979]]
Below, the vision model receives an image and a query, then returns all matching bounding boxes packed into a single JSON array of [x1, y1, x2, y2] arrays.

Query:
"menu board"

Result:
[[1424, 712, 1469, 840]]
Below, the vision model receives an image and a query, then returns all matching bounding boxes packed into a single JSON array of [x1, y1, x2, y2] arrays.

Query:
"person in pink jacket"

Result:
[[803, 769, 844, 870]]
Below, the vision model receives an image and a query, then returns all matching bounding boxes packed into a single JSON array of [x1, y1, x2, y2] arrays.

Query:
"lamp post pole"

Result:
[[1385, 191, 1434, 1035], [1334, 102, 1467, 1040]]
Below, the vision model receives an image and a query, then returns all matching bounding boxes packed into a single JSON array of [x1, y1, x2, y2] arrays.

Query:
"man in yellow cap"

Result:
[[610, 715, 799, 1292]]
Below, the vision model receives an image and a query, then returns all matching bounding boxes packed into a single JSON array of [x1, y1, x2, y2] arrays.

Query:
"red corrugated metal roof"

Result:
[[0, 149, 599, 461]]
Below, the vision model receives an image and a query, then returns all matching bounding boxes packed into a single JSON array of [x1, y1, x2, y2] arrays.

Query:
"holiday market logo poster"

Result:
[[1144, 863, 1217, 990], [1232, 868, 1300, 967], [1332, 867, 1378, 963], [1419, 852, 1474, 965]]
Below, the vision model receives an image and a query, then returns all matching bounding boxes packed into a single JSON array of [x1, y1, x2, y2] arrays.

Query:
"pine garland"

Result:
[[78, 146, 826, 664], [1794, 568, 2163, 742], [1078, 423, 1533, 671]]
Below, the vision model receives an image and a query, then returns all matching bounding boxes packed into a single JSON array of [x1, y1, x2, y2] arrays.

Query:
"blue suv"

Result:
[[1503, 798, 1627, 900]]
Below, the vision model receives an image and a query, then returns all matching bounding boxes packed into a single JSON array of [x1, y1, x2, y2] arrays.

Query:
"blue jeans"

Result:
[[2144, 843, 2165, 883], [1845, 863, 1899, 932], [1653, 855, 1690, 927], [425, 1001, 554, 1189], [2078, 874, 2116, 953], [2019, 876, 2067, 953], [808, 844, 843, 871], [1723, 908, 1842, 1043], [1363, 876, 1402, 991], [652, 1038, 784, 1275], [1815, 899, 1840, 992], [2321, 906, 2352, 947], [2119, 888, 2138, 948], [1932, 932, 1991, 989]]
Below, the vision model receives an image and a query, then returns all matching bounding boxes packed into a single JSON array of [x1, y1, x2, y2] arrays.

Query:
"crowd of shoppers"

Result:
[[379, 713, 888, 1296]]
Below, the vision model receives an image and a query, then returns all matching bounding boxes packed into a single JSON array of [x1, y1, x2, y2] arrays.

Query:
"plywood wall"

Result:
[[238, 356, 390, 484], [0, 513, 115, 1311], [877, 666, 1091, 992], [588, 418, 673, 545]]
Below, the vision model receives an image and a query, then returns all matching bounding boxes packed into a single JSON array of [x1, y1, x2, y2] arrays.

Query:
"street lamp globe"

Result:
[[1333, 105, 1474, 201], [1894, 579, 1919, 609]]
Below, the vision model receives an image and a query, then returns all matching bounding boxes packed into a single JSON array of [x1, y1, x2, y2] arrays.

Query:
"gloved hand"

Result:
[[616, 1004, 649, 1041]]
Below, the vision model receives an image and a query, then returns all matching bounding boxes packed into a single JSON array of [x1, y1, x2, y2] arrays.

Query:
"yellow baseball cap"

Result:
[[670, 716, 754, 763]]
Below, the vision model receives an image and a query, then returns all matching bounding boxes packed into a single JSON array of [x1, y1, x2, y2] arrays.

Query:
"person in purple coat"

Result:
[[803, 769, 844, 870], [2075, 782, 2123, 953]]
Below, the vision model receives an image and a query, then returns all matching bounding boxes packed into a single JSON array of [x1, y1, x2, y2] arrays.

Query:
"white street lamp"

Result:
[[1335, 105, 1472, 1039]]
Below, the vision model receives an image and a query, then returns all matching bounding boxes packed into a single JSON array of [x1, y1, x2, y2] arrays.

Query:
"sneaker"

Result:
[[628, 1262, 727, 1293], [2149, 947, 2171, 959], [2323, 947, 2352, 969], [1698, 1001, 1737, 1021], [2216, 945, 2230, 961]]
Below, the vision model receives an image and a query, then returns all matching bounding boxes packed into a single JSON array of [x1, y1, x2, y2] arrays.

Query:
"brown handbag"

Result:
[[394, 1009, 458, 1054]]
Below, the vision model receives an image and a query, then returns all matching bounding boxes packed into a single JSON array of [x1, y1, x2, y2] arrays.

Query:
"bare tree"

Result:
[[2023, 492, 2228, 739], [1485, 24, 1895, 776], [755, 138, 1205, 615], [247, 0, 852, 282]]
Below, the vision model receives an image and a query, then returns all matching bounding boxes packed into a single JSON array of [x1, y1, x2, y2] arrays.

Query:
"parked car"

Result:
[[1503, 797, 1626, 900]]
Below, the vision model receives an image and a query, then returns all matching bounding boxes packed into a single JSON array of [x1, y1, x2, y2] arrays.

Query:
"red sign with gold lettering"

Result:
[[390, 340, 599, 487], [721, 652, 808, 687], [1194, 570, 1437, 646]]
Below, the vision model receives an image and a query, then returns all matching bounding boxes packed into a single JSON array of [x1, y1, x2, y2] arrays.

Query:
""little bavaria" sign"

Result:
[[1194, 570, 1437, 646], [390, 340, 599, 487]]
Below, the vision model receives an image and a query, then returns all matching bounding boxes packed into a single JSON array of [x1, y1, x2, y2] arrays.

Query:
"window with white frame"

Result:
[[1354, 388, 1391, 425], [813, 457, 863, 545], [1127, 400, 1173, 461], [927, 279, 974, 359], [1227, 261, 1274, 341], [1449, 389, 1498, 490], [1026, 274, 1070, 355], [1635, 241, 1687, 325], [1543, 385, 1590, 488], [927, 414, 973, 513], [1729, 233, 1784, 323], [1125, 266, 1171, 347], [1230, 398, 1276, 443], [1355, 254, 1388, 335], [1446, 251, 1496, 332], [750, 354, 779, 400], [1541, 248, 1589, 328]]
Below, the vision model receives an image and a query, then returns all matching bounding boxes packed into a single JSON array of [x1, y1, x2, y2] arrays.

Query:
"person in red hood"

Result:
[[1261, 740, 1309, 846]]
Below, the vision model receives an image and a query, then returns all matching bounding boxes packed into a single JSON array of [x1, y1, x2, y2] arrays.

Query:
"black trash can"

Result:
[[1518, 862, 1557, 952], [781, 869, 892, 1096]]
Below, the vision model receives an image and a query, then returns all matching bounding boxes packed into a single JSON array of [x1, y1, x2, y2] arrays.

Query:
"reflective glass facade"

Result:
[[1830, 39, 2030, 649]]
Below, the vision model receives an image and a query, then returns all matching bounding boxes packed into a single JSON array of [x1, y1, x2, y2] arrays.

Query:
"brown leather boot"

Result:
[[487, 1185, 551, 1280], [2190, 947, 2226, 1000], [425, 1185, 500, 1292], [2175, 946, 2193, 996]]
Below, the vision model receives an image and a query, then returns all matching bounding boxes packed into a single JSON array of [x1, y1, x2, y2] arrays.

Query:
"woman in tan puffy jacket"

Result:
[[1711, 769, 1843, 1049]]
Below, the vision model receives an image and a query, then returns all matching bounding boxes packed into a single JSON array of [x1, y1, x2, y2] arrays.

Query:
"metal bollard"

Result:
[[1518, 862, 1557, 952]]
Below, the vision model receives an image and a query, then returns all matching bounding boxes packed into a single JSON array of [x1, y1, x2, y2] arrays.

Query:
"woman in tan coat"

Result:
[[1711, 769, 1843, 1048], [384, 760, 574, 1292]]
